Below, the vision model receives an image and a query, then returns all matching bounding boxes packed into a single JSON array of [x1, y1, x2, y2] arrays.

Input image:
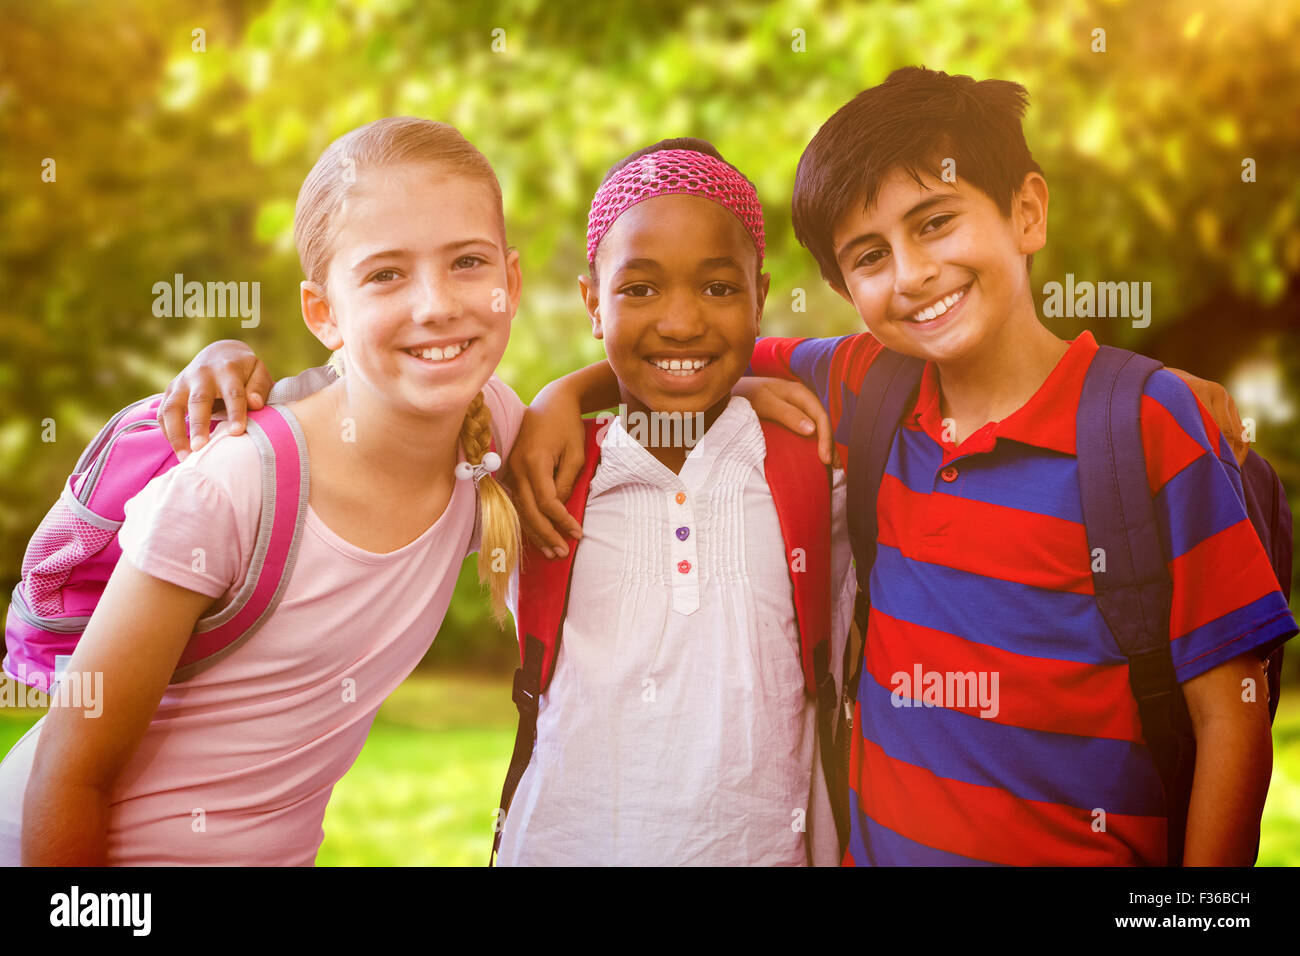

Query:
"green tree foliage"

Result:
[[3, 0, 1297, 669]]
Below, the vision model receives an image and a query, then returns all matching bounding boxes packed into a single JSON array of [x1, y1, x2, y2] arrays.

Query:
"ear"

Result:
[[578, 273, 603, 340], [1014, 172, 1049, 257], [301, 281, 342, 351], [503, 246, 523, 317]]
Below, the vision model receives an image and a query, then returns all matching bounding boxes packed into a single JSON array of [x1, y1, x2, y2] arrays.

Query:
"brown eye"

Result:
[[369, 268, 398, 283], [454, 255, 486, 269]]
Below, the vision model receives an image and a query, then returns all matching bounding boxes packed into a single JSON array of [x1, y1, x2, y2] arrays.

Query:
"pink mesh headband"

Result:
[[586, 148, 766, 269]]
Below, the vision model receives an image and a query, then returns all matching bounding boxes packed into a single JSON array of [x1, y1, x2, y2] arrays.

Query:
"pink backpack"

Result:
[[4, 392, 310, 692]]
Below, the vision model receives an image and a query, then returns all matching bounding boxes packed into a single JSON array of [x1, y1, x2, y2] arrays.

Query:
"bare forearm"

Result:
[[534, 360, 620, 415], [23, 777, 111, 866], [1182, 715, 1272, 866]]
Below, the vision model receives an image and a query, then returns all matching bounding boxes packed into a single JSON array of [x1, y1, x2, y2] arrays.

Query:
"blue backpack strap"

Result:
[[844, 349, 925, 702], [1076, 344, 1193, 866]]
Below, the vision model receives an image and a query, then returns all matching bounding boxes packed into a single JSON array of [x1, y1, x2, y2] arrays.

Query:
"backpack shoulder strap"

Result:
[[845, 350, 927, 600], [1076, 344, 1192, 866], [173, 404, 311, 680], [844, 349, 925, 703], [492, 417, 604, 863], [760, 420, 847, 853], [759, 421, 832, 696]]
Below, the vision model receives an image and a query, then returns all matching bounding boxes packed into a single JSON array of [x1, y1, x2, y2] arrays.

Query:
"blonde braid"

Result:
[[460, 392, 521, 624]]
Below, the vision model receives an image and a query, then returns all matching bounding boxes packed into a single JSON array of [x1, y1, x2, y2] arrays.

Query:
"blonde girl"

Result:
[[0, 117, 522, 865]]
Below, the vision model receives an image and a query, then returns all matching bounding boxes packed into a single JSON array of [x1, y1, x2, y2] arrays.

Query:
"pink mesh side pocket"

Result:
[[20, 486, 120, 618]]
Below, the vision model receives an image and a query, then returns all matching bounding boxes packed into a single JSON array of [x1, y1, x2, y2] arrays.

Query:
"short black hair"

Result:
[[792, 67, 1043, 287], [590, 137, 758, 280]]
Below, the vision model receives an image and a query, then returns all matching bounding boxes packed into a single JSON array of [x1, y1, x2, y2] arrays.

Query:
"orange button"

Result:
[[675, 492, 687, 505], [940, 466, 959, 483]]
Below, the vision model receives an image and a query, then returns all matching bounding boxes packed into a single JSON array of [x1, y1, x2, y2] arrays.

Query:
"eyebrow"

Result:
[[835, 194, 959, 261], [350, 238, 497, 273]]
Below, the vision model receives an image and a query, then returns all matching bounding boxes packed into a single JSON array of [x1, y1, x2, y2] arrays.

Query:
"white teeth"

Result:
[[406, 340, 471, 362], [650, 357, 712, 375], [910, 286, 966, 323]]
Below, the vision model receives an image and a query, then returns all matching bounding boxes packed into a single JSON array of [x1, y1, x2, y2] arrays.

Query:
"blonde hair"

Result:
[[294, 117, 520, 622]]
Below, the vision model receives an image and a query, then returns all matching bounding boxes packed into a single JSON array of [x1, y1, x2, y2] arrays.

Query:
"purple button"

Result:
[[676, 526, 690, 541]]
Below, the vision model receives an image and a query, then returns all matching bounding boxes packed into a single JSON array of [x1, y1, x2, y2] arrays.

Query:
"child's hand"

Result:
[[157, 340, 273, 460], [733, 377, 834, 466], [1167, 367, 1248, 466], [506, 402, 587, 559]]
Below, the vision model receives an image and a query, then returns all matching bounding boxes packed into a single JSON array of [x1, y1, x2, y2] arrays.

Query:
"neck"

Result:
[[619, 392, 731, 474], [936, 302, 1068, 443], [307, 378, 464, 493]]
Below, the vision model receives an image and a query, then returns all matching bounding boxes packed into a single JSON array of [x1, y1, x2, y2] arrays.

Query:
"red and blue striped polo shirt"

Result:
[[749, 330, 1297, 865]]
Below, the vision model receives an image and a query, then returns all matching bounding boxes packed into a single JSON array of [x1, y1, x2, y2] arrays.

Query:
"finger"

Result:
[[219, 378, 248, 436], [247, 361, 273, 410], [1220, 390, 1248, 466], [551, 447, 585, 538], [513, 472, 566, 558], [187, 377, 217, 452], [527, 458, 576, 555], [157, 386, 191, 459]]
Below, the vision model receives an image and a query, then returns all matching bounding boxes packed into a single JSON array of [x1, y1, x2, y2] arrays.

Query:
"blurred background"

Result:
[[1, 0, 1298, 865]]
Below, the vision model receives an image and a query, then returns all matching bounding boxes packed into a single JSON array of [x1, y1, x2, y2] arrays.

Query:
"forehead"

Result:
[[831, 167, 979, 249], [598, 193, 756, 271], [332, 164, 501, 245]]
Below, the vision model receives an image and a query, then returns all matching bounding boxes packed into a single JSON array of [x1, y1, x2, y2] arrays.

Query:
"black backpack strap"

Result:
[[844, 349, 925, 702], [1077, 345, 1193, 866], [813, 596, 849, 855], [490, 635, 544, 865]]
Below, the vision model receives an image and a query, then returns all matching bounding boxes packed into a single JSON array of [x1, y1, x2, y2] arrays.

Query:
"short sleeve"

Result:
[[1139, 370, 1298, 682], [748, 333, 888, 467], [481, 375, 526, 458], [117, 424, 262, 603]]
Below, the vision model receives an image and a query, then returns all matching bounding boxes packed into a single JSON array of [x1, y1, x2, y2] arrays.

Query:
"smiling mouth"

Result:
[[904, 283, 972, 323], [403, 338, 475, 363], [646, 356, 715, 378]]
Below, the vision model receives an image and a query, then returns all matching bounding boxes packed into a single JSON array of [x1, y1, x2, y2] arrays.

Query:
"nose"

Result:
[[653, 287, 709, 342], [411, 268, 464, 325], [892, 238, 940, 298]]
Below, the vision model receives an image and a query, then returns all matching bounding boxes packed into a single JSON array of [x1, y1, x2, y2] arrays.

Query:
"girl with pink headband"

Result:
[[489, 137, 855, 865]]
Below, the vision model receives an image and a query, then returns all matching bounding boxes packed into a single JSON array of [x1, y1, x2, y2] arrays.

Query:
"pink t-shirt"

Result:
[[0, 376, 522, 866]]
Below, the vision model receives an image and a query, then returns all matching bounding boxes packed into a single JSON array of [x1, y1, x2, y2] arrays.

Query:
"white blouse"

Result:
[[497, 397, 856, 866]]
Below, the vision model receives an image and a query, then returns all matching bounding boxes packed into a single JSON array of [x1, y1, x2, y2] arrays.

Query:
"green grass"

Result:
[[5, 674, 1300, 866]]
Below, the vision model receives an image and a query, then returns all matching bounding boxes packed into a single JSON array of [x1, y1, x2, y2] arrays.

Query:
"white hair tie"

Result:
[[455, 451, 502, 484]]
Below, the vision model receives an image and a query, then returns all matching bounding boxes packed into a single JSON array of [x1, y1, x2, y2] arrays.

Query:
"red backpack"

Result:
[[491, 418, 848, 863]]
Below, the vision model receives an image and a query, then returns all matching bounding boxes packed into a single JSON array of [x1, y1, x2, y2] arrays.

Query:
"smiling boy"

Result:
[[742, 67, 1296, 865]]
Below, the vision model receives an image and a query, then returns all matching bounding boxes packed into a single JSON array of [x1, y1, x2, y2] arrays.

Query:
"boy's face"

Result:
[[829, 168, 1047, 367], [580, 194, 769, 423]]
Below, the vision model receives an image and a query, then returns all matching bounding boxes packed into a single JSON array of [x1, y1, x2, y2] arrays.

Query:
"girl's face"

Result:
[[580, 194, 768, 424], [304, 163, 519, 419]]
